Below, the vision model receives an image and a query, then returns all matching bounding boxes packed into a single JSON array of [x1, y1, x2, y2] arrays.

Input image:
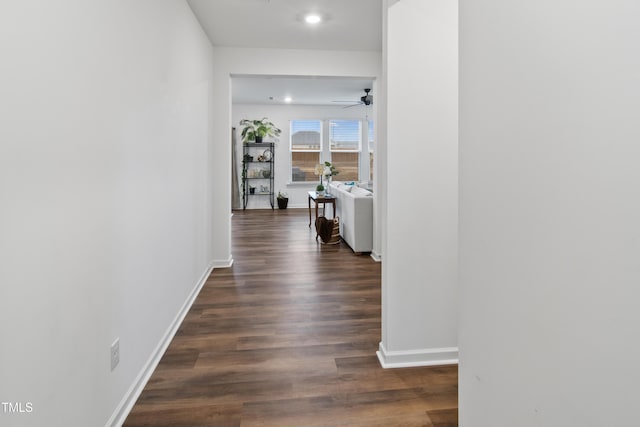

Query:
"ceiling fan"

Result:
[[332, 88, 373, 108]]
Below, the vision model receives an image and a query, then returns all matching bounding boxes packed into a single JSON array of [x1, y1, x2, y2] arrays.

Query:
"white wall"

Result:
[[459, 1, 640, 425], [232, 104, 372, 209], [0, 1, 215, 426], [378, 0, 458, 367]]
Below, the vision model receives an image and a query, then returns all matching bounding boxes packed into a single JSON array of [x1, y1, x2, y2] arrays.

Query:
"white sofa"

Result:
[[328, 181, 373, 253]]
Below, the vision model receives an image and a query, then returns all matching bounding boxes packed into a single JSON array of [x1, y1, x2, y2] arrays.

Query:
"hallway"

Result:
[[125, 209, 457, 426]]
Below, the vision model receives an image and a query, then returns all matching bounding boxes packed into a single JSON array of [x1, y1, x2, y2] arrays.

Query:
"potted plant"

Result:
[[240, 117, 282, 143], [315, 164, 325, 194], [315, 161, 338, 195], [277, 191, 289, 209]]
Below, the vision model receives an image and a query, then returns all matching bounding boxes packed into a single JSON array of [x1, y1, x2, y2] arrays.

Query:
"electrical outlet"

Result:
[[110, 338, 120, 371]]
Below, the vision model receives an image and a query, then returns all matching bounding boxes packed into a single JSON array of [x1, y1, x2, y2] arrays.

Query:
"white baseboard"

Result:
[[376, 342, 458, 368], [106, 261, 215, 427], [212, 255, 233, 268], [370, 250, 382, 262]]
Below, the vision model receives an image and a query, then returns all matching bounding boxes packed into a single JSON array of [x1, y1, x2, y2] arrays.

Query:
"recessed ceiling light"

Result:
[[284, 96, 293, 103], [305, 14, 321, 24]]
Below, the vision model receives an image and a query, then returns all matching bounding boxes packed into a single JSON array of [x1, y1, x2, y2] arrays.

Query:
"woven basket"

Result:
[[315, 216, 341, 245]]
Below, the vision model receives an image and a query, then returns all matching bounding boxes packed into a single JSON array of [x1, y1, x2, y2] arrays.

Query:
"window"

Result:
[[329, 120, 361, 182], [290, 120, 321, 182], [288, 119, 370, 184]]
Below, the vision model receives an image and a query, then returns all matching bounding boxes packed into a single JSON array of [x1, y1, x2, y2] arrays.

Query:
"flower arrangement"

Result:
[[315, 161, 339, 193], [315, 164, 325, 192], [322, 161, 339, 179]]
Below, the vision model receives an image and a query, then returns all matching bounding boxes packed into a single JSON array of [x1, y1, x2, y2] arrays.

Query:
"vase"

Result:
[[255, 135, 263, 143]]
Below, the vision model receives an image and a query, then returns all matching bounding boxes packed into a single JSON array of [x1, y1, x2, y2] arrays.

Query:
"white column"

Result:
[[378, 0, 458, 367]]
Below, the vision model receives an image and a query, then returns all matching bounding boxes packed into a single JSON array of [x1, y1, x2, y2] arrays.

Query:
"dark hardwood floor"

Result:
[[124, 208, 458, 426]]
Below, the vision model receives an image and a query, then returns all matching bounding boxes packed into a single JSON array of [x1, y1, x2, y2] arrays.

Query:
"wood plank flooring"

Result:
[[124, 209, 458, 426]]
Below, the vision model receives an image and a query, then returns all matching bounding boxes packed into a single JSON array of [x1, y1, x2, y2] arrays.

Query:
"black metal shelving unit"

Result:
[[242, 142, 274, 210]]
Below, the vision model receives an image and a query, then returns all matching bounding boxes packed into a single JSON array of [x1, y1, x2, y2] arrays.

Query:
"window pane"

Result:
[[292, 152, 320, 182], [331, 152, 359, 182], [291, 120, 321, 151], [330, 120, 361, 152]]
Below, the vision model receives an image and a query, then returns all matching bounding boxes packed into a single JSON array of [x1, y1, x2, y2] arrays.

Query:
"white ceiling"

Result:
[[187, 0, 381, 106], [232, 75, 374, 106], [187, 0, 382, 51]]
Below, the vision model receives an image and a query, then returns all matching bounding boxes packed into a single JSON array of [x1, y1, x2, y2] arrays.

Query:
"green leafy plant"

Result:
[[322, 161, 339, 177], [240, 118, 282, 142], [316, 183, 325, 192]]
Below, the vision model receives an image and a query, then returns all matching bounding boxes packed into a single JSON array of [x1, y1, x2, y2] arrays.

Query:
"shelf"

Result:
[[242, 142, 274, 209]]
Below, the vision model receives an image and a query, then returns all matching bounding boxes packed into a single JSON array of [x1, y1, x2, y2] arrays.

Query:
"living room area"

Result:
[[231, 75, 377, 256]]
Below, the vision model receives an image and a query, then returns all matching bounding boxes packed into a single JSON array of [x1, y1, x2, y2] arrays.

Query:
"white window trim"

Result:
[[288, 119, 372, 183]]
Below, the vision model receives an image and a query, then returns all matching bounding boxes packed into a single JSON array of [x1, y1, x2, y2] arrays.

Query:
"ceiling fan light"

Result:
[[305, 14, 322, 24]]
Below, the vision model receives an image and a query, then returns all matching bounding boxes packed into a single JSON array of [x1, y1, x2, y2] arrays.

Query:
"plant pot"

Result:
[[277, 198, 289, 209], [255, 135, 263, 143], [249, 187, 256, 194]]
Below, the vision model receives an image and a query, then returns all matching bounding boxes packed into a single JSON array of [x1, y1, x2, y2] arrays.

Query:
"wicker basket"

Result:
[[315, 216, 340, 245]]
